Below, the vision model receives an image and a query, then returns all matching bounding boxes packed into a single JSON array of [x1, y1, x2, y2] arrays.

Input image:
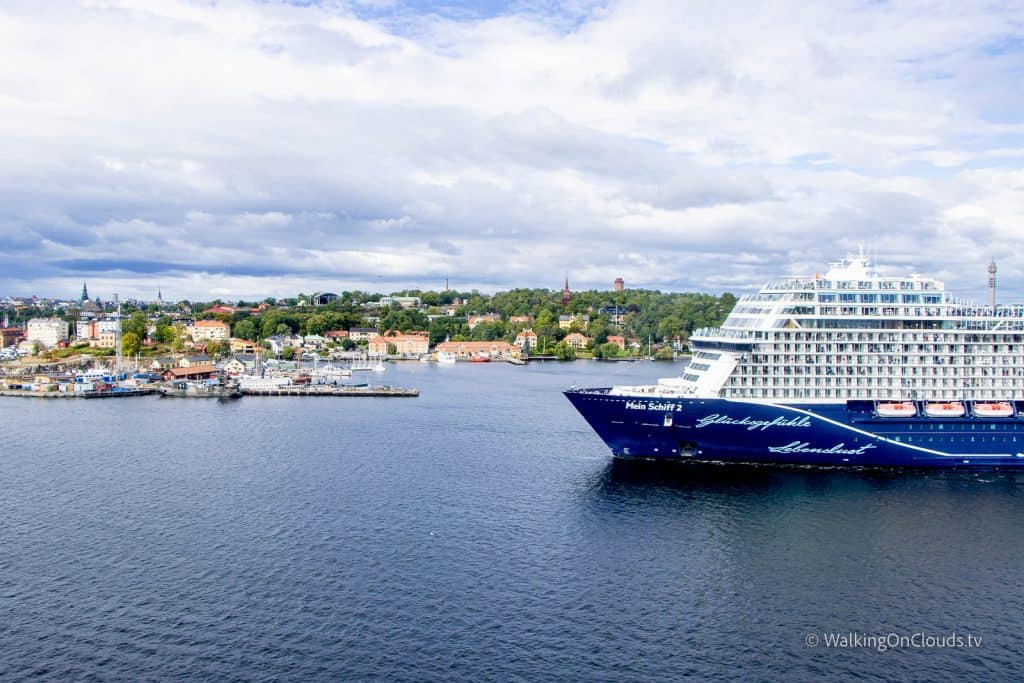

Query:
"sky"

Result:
[[2, 0, 1024, 302]]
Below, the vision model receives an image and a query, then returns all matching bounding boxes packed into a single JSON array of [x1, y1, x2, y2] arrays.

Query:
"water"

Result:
[[2, 361, 1023, 680]]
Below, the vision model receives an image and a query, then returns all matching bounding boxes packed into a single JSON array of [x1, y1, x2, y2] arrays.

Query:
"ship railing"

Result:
[[693, 327, 752, 340]]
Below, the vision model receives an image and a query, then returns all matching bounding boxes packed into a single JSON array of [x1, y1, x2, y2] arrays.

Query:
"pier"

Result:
[[240, 385, 418, 397]]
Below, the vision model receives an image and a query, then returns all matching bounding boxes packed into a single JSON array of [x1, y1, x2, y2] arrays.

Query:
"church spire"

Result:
[[81, 281, 89, 302], [562, 275, 571, 307]]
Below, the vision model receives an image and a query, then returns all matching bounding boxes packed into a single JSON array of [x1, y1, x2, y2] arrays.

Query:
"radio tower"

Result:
[[988, 259, 997, 309]]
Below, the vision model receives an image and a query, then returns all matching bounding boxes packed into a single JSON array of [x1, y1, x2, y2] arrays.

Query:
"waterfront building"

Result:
[[435, 340, 514, 359], [162, 365, 217, 381], [26, 318, 68, 349], [514, 329, 538, 351], [564, 332, 590, 350], [368, 331, 429, 356], [606, 335, 626, 350]]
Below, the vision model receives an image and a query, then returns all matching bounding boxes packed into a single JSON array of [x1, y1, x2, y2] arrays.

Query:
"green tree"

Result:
[[553, 341, 576, 361], [206, 339, 226, 359], [234, 318, 257, 341], [124, 311, 149, 340], [281, 346, 296, 360], [121, 331, 141, 357]]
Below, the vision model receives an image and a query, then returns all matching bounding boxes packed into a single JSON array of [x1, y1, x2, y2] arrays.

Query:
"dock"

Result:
[[0, 388, 159, 399], [240, 385, 418, 397]]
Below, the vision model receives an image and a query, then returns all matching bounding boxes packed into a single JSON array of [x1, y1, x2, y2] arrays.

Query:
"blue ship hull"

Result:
[[565, 390, 1024, 468]]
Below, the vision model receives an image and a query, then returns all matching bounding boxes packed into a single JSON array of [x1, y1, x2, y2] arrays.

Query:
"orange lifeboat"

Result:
[[973, 401, 1014, 418], [924, 401, 966, 418], [877, 401, 917, 418]]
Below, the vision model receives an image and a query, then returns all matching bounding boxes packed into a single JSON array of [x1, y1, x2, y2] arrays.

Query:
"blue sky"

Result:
[[2, 0, 1024, 302]]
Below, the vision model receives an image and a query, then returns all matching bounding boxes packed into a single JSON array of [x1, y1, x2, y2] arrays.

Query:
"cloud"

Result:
[[1, 0, 1024, 301]]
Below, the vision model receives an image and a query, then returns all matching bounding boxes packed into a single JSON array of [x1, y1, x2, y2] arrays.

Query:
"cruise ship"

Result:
[[565, 254, 1024, 467]]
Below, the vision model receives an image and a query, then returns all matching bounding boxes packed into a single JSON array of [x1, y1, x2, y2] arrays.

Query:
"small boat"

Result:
[[468, 356, 491, 363], [973, 401, 1014, 418], [924, 401, 966, 418], [437, 351, 456, 365], [876, 401, 916, 418]]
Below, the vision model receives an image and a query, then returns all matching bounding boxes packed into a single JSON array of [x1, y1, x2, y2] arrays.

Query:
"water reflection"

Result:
[[588, 457, 1024, 501]]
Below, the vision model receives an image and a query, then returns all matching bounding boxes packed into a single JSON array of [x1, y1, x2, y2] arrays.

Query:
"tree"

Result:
[[234, 318, 257, 341], [124, 311, 149, 340], [206, 339, 226, 359], [121, 331, 141, 357], [281, 346, 296, 361], [655, 346, 675, 360], [595, 342, 623, 359], [553, 341, 576, 361]]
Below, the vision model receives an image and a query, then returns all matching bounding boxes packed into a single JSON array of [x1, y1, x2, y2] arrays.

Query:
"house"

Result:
[[598, 306, 627, 326], [379, 296, 421, 309], [190, 319, 230, 342], [435, 340, 514, 359], [204, 304, 238, 316], [162, 365, 217, 381], [265, 334, 303, 353], [312, 292, 338, 306], [467, 313, 501, 330], [179, 355, 213, 368], [26, 318, 68, 348], [558, 314, 590, 330], [302, 334, 327, 350], [368, 331, 430, 356], [509, 315, 533, 327], [348, 327, 379, 342], [606, 335, 626, 350], [229, 337, 257, 353], [0, 327, 25, 349], [514, 329, 538, 351], [325, 330, 349, 340], [222, 354, 257, 375], [95, 331, 117, 349], [563, 332, 590, 350]]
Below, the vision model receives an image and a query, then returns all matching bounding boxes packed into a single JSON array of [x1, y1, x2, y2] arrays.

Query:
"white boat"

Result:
[[973, 401, 1014, 418], [924, 402, 966, 418], [437, 351, 456, 365], [877, 401, 917, 418]]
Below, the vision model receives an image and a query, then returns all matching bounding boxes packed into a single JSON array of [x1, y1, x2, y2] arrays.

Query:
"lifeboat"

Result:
[[877, 401, 917, 418], [924, 402, 966, 418], [973, 401, 1014, 418]]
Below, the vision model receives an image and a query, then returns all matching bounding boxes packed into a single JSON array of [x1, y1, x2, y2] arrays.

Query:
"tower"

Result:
[[562, 276, 571, 307], [81, 282, 89, 302], [988, 259, 997, 309], [614, 277, 624, 292]]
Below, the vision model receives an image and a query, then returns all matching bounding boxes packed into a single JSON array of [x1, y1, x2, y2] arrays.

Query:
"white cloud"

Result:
[[1, 0, 1023, 301]]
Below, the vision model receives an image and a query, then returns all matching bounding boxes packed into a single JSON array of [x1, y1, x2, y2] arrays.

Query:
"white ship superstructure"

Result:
[[635, 254, 1024, 402]]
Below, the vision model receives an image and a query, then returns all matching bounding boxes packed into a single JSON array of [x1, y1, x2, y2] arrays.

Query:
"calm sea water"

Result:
[[2, 360, 1023, 681]]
